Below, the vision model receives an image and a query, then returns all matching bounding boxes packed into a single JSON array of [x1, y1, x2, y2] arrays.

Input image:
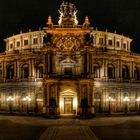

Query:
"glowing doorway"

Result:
[[59, 90, 77, 115]]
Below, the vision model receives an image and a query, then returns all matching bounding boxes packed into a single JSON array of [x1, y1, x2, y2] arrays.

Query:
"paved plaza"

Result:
[[0, 115, 140, 140]]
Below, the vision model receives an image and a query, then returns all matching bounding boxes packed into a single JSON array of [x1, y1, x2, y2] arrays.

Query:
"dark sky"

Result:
[[0, 0, 140, 53]]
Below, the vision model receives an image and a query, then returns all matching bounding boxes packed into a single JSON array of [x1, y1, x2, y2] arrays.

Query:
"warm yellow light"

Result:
[[23, 96, 31, 102], [106, 96, 115, 101], [136, 97, 140, 102], [123, 96, 130, 102], [7, 96, 14, 101], [59, 99, 64, 108], [73, 99, 77, 108]]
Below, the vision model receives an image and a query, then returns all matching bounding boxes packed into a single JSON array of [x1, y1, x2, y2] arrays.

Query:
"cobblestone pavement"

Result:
[[39, 126, 98, 140]]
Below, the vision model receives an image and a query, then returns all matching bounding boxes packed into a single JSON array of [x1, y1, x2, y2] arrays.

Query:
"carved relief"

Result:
[[56, 36, 80, 51]]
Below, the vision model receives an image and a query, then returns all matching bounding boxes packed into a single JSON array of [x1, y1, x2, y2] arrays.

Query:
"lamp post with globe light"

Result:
[[136, 97, 140, 114], [23, 96, 31, 114], [7, 96, 14, 113], [123, 96, 130, 115], [106, 96, 115, 115]]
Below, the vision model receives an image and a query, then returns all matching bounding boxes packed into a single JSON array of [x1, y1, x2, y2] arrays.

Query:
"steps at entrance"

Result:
[[59, 114, 78, 119]]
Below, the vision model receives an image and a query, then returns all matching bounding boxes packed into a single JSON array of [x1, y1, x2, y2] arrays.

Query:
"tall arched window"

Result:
[[108, 64, 115, 79], [21, 64, 29, 79], [122, 65, 129, 79], [7, 65, 14, 79], [93, 64, 100, 78], [134, 66, 140, 80]]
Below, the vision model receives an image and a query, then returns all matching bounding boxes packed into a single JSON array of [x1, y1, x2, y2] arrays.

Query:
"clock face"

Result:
[[56, 36, 80, 51]]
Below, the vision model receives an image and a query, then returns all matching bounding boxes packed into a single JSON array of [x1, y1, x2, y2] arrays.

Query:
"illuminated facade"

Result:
[[0, 2, 140, 117]]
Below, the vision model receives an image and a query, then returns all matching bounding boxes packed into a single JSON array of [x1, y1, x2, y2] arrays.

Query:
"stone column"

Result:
[[130, 61, 133, 80], [105, 33, 107, 49], [43, 54, 46, 75], [90, 84, 95, 115], [3, 61, 6, 82], [87, 84, 90, 107], [121, 38, 123, 49], [116, 60, 120, 80], [119, 60, 122, 80], [100, 88, 104, 112], [94, 33, 97, 46], [87, 53, 89, 73], [42, 85, 47, 114], [55, 84, 59, 115], [102, 59, 107, 80], [44, 84, 50, 115], [29, 59, 32, 77], [114, 36, 116, 49], [50, 51, 53, 74], [55, 84, 58, 106], [101, 59, 105, 78], [81, 53, 85, 74], [31, 58, 35, 77], [47, 84, 50, 107], [30, 34, 32, 49], [57, 83, 60, 115], [21, 36, 23, 50], [104, 59, 107, 77], [89, 53, 92, 74], [14, 61, 17, 80], [77, 83, 81, 114], [16, 61, 20, 80], [52, 51, 56, 74], [48, 53, 50, 73]]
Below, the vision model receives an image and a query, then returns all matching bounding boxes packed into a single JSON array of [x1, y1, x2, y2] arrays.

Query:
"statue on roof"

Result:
[[58, 1, 78, 25]]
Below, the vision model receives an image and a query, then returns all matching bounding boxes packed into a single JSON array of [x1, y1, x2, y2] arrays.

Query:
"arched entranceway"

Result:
[[59, 90, 77, 115]]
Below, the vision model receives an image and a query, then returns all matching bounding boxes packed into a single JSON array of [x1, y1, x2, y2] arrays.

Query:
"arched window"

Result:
[[36, 66, 43, 78], [7, 65, 14, 79], [93, 64, 100, 78], [21, 64, 29, 79], [122, 65, 129, 79], [134, 66, 140, 80], [108, 64, 115, 79]]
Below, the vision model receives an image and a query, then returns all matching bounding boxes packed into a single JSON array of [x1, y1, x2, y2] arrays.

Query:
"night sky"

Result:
[[0, 0, 140, 53]]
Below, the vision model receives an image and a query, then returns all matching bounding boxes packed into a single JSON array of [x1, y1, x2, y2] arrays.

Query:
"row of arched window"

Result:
[[4, 64, 44, 80], [93, 64, 140, 80]]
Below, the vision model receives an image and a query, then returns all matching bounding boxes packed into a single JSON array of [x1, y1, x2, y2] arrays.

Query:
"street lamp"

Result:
[[106, 96, 115, 114], [136, 97, 140, 114], [23, 96, 31, 114], [7, 96, 14, 113], [123, 96, 130, 115]]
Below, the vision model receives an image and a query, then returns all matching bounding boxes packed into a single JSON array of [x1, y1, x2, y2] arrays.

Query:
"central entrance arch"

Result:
[[59, 90, 77, 115]]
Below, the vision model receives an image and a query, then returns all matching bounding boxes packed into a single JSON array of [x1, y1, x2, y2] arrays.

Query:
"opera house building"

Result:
[[0, 2, 140, 117]]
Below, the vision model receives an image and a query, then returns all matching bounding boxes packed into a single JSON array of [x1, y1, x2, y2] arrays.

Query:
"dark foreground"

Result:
[[0, 119, 46, 140], [0, 115, 140, 140], [91, 120, 140, 140]]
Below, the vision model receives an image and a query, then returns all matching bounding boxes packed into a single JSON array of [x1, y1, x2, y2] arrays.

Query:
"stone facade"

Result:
[[0, 2, 140, 117]]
